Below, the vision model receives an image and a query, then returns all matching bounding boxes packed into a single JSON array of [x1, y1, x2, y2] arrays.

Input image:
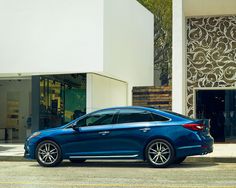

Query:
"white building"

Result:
[[0, 0, 153, 142], [172, 0, 236, 142]]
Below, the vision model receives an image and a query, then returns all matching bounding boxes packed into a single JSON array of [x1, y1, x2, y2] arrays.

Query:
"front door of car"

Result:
[[62, 109, 118, 157]]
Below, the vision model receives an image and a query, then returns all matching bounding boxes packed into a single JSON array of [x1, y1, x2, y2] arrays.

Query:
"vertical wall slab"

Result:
[[172, 0, 186, 114], [32, 76, 40, 132], [103, 0, 154, 105], [86, 73, 128, 113]]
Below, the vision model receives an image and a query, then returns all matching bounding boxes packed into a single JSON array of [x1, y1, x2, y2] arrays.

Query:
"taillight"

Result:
[[183, 123, 204, 131]]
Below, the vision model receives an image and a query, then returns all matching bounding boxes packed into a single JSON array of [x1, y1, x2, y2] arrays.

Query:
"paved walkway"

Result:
[[196, 144, 236, 158], [0, 143, 236, 158], [0, 144, 24, 157]]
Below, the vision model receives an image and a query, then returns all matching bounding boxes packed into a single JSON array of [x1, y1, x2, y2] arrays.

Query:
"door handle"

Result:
[[98, 131, 110, 135], [139, 128, 151, 132]]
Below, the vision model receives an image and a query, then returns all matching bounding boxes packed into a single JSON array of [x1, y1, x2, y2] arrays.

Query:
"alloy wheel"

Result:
[[146, 139, 174, 167], [36, 140, 62, 167]]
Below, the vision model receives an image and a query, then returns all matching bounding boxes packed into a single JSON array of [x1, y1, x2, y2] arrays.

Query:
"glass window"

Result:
[[76, 110, 116, 127], [164, 110, 194, 120], [40, 78, 64, 129], [39, 74, 86, 130], [151, 113, 169, 121], [64, 85, 86, 123], [117, 109, 153, 124]]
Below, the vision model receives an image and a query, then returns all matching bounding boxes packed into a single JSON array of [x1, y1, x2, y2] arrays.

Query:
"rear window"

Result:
[[117, 109, 170, 124], [163, 110, 195, 120], [151, 113, 169, 121]]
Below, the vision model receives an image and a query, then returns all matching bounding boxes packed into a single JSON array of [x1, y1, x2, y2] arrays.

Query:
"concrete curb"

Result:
[[185, 157, 236, 163], [0, 156, 29, 162], [0, 156, 236, 163]]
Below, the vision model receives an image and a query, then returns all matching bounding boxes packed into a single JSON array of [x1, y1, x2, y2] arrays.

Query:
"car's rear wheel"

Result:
[[145, 139, 174, 168], [174, 157, 186, 164], [69, 159, 86, 163], [36, 140, 62, 167]]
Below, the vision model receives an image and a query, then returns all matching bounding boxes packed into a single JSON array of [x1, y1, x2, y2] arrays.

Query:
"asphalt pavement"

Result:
[[0, 160, 235, 188]]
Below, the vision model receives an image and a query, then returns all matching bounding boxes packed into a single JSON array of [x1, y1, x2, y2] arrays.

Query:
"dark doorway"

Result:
[[196, 90, 236, 143]]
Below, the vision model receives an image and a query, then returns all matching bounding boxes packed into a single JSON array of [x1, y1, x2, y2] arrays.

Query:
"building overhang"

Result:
[[0, 0, 153, 89], [184, 0, 236, 17]]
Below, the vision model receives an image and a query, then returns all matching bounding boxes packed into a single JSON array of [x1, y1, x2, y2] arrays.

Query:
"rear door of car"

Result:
[[111, 109, 155, 157]]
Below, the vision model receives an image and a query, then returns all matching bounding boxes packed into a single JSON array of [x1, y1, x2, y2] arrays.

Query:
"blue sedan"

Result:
[[24, 106, 213, 168]]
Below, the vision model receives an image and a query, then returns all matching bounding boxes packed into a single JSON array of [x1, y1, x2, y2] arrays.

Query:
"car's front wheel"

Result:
[[36, 140, 62, 167], [145, 139, 174, 168]]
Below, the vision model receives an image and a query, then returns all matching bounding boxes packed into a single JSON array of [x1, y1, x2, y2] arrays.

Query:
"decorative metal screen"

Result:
[[186, 16, 236, 117]]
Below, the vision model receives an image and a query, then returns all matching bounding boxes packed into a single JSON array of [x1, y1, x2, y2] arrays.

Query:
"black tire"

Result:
[[174, 157, 186, 164], [145, 139, 175, 168], [69, 159, 86, 163], [36, 140, 62, 167]]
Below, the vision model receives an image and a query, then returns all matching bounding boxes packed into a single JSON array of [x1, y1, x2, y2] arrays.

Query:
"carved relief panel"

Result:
[[186, 16, 236, 117]]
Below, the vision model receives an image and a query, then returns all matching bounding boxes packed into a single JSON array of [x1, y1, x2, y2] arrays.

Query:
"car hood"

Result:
[[39, 126, 63, 134]]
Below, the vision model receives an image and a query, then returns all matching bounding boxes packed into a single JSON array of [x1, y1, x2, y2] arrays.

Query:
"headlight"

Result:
[[28, 132, 41, 140]]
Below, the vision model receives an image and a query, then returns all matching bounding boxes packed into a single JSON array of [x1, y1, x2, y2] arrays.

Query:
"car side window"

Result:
[[76, 110, 116, 127], [151, 113, 169, 121], [117, 109, 153, 124]]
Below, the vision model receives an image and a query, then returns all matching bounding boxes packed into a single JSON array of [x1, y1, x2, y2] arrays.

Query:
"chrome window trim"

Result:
[[116, 108, 172, 124], [64, 107, 173, 129]]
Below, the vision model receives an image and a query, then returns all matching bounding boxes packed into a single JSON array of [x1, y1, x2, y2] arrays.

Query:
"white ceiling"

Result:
[[184, 0, 236, 17]]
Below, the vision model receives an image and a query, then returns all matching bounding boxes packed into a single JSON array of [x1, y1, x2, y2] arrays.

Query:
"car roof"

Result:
[[99, 106, 158, 111], [94, 106, 167, 116], [95, 106, 194, 121]]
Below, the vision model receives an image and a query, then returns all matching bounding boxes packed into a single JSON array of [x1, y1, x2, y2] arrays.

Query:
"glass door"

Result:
[[39, 74, 86, 130], [40, 78, 64, 129], [196, 89, 236, 143]]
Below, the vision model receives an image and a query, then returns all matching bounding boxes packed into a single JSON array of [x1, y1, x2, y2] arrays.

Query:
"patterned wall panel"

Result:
[[186, 16, 236, 117]]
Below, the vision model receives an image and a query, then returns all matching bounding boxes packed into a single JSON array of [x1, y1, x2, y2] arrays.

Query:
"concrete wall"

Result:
[[0, 0, 103, 76], [103, 0, 154, 105], [0, 0, 154, 112], [86, 73, 127, 113], [0, 79, 31, 140]]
